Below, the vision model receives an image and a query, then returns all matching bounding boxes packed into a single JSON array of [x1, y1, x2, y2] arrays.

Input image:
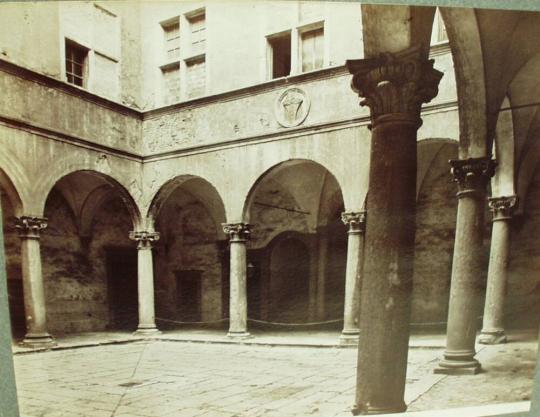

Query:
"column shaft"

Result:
[[479, 196, 516, 344], [16, 216, 54, 347], [347, 45, 443, 415], [130, 231, 160, 335], [340, 212, 366, 345], [435, 158, 495, 374], [223, 223, 251, 338]]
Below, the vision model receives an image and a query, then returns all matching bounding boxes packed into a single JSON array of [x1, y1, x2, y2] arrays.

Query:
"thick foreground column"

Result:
[[479, 196, 517, 345], [129, 231, 160, 335], [340, 211, 366, 346], [223, 223, 251, 338], [435, 158, 496, 374], [347, 47, 443, 414], [16, 216, 55, 348], [1, 202, 21, 417]]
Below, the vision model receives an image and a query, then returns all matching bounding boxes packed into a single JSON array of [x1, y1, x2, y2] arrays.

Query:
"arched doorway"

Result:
[[41, 171, 140, 334], [149, 176, 227, 329], [243, 159, 346, 327]]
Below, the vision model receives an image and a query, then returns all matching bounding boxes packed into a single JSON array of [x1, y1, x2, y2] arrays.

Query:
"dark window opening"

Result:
[[269, 33, 291, 79], [65, 40, 88, 87]]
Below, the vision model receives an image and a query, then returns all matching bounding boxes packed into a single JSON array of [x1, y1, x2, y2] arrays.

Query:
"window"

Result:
[[163, 19, 180, 62], [186, 57, 206, 98], [162, 64, 181, 104], [65, 40, 88, 87], [268, 32, 291, 79], [301, 27, 324, 72], [188, 13, 206, 55]]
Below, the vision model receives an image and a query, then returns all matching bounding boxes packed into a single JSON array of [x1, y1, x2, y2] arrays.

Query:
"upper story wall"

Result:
[[139, 1, 364, 109], [0, 1, 141, 106]]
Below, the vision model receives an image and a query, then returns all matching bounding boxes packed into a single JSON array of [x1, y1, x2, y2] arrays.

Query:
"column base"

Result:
[[479, 330, 507, 345], [339, 330, 359, 346], [20, 333, 56, 349], [352, 401, 407, 415], [133, 326, 161, 337], [227, 331, 252, 339], [434, 354, 481, 375]]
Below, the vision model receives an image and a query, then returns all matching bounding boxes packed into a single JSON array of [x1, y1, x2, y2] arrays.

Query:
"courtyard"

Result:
[[12, 330, 538, 417]]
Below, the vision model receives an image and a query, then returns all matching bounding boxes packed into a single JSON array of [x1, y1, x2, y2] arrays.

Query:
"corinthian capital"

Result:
[[15, 216, 47, 239], [222, 223, 251, 242], [449, 158, 496, 197], [488, 196, 517, 221], [346, 45, 443, 126], [341, 211, 366, 234], [129, 230, 160, 250]]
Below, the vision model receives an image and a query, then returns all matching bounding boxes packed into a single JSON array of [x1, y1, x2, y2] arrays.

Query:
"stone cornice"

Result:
[[0, 115, 143, 161], [142, 65, 350, 120], [0, 58, 142, 119]]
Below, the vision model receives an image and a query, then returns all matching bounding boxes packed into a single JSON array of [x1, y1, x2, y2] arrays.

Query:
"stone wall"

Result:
[[42, 190, 133, 334], [508, 165, 540, 329], [154, 189, 223, 324]]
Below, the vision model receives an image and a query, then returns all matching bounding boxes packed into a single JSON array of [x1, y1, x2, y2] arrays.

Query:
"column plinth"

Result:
[[347, 45, 443, 414], [339, 211, 366, 346], [223, 223, 252, 339], [16, 216, 55, 348], [435, 157, 496, 375], [129, 231, 160, 336], [479, 195, 517, 345]]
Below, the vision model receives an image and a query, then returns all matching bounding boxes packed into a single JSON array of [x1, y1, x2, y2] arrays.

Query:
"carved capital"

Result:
[[222, 223, 251, 242], [129, 231, 160, 250], [449, 158, 496, 198], [341, 211, 366, 234], [15, 216, 47, 239], [488, 195, 517, 221], [346, 45, 443, 127]]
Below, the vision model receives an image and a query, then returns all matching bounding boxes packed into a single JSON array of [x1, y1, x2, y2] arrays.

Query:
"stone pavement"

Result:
[[11, 330, 538, 417]]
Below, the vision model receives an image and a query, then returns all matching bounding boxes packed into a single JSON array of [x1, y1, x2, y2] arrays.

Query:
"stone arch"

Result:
[[241, 158, 346, 225], [416, 138, 457, 200], [439, 7, 489, 158], [0, 150, 29, 217], [41, 170, 142, 231], [146, 174, 226, 234]]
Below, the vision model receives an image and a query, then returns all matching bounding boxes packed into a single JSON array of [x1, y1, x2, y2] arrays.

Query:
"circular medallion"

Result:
[[274, 87, 311, 128]]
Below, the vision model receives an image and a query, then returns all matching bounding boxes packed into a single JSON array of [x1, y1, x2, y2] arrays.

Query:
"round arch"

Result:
[[417, 138, 458, 200], [42, 170, 142, 231], [146, 174, 227, 232], [241, 158, 347, 224]]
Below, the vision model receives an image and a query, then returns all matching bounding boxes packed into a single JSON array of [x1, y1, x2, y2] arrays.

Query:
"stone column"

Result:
[[223, 223, 251, 338], [15, 216, 55, 348], [347, 46, 442, 414], [340, 211, 366, 346], [129, 231, 160, 335], [479, 195, 517, 345], [435, 158, 496, 374], [316, 226, 328, 321]]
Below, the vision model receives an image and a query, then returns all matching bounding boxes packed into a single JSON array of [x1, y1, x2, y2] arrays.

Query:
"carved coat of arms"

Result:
[[274, 87, 311, 127]]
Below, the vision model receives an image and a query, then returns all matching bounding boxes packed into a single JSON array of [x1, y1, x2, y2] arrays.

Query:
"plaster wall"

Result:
[[0, 67, 142, 156]]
